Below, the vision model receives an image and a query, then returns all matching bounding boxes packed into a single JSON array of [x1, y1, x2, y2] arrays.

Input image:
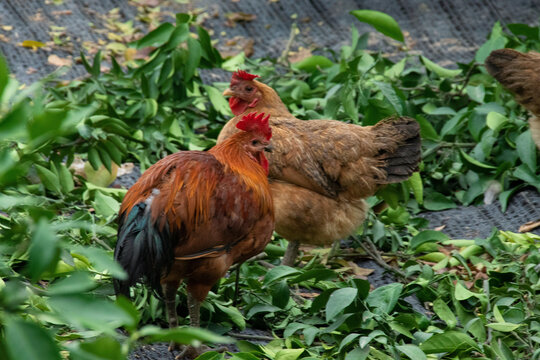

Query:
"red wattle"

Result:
[[229, 97, 249, 116]]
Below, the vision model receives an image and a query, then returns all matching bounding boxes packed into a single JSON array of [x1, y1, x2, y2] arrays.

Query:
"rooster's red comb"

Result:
[[231, 70, 260, 84], [236, 112, 272, 140]]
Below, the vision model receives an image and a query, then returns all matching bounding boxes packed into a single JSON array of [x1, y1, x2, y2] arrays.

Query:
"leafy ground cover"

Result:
[[0, 10, 539, 360]]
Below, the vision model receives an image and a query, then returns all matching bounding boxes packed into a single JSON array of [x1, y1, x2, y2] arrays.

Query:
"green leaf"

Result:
[[48, 294, 135, 332], [486, 111, 507, 131], [350, 10, 404, 42], [405, 172, 423, 205], [415, 115, 439, 140], [459, 150, 496, 171], [423, 192, 457, 211], [374, 81, 402, 115], [366, 283, 402, 314], [4, 318, 61, 360], [135, 22, 175, 49], [28, 219, 60, 281], [454, 282, 476, 301], [325, 287, 357, 321], [203, 85, 232, 116], [420, 330, 477, 354], [420, 56, 462, 78], [184, 37, 202, 82], [215, 303, 246, 330], [345, 347, 369, 360], [516, 130, 537, 172], [274, 349, 304, 360], [72, 336, 123, 360], [486, 322, 522, 332], [410, 230, 449, 251], [35, 164, 62, 194], [433, 298, 457, 328], [263, 265, 301, 285], [48, 272, 96, 295], [56, 162, 75, 194], [140, 325, 232, 345], [292, 55, 333, 72], [0, 54, 8, 97], [271, 280, 290, 309], [72, 246, 127, 280], [396, 344, 426, 360], [93, 191, 120, 218]]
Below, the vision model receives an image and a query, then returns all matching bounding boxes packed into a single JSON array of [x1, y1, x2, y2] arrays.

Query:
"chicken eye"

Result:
[[251, 139, 260, 146], [245, 86, 253, 92]]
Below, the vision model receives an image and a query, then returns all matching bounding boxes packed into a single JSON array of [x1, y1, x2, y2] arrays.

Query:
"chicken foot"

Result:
[[173, 293, 227, 359]]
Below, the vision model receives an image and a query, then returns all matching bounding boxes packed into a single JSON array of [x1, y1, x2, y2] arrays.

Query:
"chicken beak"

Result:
[[222, 88, 234, 97], [264, 144, 274, 153]]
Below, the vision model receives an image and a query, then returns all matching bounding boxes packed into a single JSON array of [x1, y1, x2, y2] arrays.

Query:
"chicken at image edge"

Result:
[[218, 71, 422, 266], [485, 48, 540, 150]]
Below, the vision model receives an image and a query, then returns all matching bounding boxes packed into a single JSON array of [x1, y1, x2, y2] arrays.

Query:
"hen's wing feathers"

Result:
[[114, 152, 261, 295], [268, 116, 420, 199]]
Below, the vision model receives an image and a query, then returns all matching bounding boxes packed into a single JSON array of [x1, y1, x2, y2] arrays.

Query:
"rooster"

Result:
[[114, 112, 274, 358], [218, 70, 421, 266], [485, 49, 540, 149]]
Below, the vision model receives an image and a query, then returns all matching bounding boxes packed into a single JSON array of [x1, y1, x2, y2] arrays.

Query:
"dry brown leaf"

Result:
[[288, 48, 312, 64], [0, 34, 9, 43], [434, 225, 446, 231], [348, 261, 374, 278], [26, 67, 38, 74], [225, 12, 256, 27], [519, 219, 540, 233], [51, 10, 72, 16], [48, 54, 72, 67], [21, 40, 45, 48], [297, 292, 319, 298], [1, 26, 13, 31]]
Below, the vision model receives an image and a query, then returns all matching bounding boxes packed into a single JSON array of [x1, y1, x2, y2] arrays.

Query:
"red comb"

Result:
[[232, 70, 260, 83], [236, 112, 272, 140]]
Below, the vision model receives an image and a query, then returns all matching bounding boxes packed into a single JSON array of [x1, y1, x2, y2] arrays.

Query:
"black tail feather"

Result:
[[113, 202, 174, 298]]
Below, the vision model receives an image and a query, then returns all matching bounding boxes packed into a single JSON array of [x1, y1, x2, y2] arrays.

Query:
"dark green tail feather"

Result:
[[114, 202, 174, 298]]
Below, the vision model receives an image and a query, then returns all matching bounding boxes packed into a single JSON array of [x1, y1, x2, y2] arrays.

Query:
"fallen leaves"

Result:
[[48, 54, 72, 67], [21, 40, 46, 49], [519, 219, 540, 233], [225, 12, 256, 27]]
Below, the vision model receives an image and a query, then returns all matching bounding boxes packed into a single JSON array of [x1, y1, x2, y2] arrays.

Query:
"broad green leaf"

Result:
[[56, 162, 74, 193], [466, 84, 485, 103], [423, 192, 457, 211], [215, 303, 246, 330], [366, 283, 402, 314], [410, 230, 448, 251], [433, 298, 457, 328], [516, 130, 536, 172], [135, 22, 175, 48], [0, 54, 8, 97], [263, 265, 301, 285], [48, 294, 135, 332], [48, 271, 96, 295], [35, 164, 62, 194], [4, 318, 61, 360], [325, 287, 357, 321], [486, 111, 507, 131], [93, 191, 120, 218], [345, 347, 369, 360], [292, 55, 333, 72], [71, 336, 123, 360], [486, 322, 522, 332], [406, 172, 423, 205], [246, 304, 281, 318], [396, 344, 426, 360], [28, 219, 60, 281], [140, 325, 232, 344], [184, 37, 201, 82], [454, 282, 476, 300], [338, 333, 361, 352], [421, 56, 462, 78], [71, 246, 126, 280], [350, 10, 404, 42], [274, 349, 304, 360], [203, 85, 232, 116], [374, 81, 402, 114], [420, 330, 477, 354], [415, 115, 439, 140]]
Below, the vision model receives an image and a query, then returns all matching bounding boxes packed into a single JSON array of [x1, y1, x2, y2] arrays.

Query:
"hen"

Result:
[[114, 112, 274, 358], [485, 49, 540, 149], [218, 71, 421, 265]]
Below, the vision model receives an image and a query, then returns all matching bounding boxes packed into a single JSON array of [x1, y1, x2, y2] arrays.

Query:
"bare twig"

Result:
[[278, 23, 298, 65], [228, 332, 277, 342]]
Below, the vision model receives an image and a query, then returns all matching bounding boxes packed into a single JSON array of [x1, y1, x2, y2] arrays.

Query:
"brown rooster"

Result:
[[218, 70, 421, 266], [114, 112, 274, 358], [485, 49, 540, 149]]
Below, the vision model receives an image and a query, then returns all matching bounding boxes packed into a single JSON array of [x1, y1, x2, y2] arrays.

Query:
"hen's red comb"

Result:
[[236, 112, 272, 140], [231, 70, 260, 84]]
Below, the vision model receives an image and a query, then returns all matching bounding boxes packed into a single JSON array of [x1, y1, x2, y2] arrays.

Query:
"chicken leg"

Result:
[[282, 240, 300, 267]]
